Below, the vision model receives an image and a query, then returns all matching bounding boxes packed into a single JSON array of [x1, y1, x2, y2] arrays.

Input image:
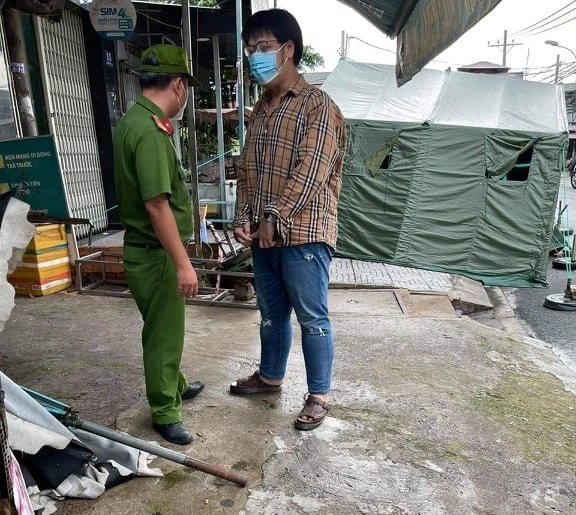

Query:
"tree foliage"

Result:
[[300, 45, 325, 71]]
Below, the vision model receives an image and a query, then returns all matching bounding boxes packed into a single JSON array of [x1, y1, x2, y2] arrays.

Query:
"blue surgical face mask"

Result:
[[248, 43, 287, 85]]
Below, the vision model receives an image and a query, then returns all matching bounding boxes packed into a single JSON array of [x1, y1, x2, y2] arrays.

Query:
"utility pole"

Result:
[[2, 7, 37, 137], [339, 30, 348, 58], [555, 54, 561, 84], [503, 29, 507, 66], [488, 30, 523, 67]]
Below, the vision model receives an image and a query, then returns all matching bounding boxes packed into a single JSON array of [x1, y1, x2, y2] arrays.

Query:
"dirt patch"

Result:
[[1, 294, 145, 427]]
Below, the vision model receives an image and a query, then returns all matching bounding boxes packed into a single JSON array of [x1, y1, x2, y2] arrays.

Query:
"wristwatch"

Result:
[[263, 213, 276, 224]]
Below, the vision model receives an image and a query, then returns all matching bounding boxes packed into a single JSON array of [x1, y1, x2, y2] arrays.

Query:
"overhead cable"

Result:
[[510, 0, 576, 37]]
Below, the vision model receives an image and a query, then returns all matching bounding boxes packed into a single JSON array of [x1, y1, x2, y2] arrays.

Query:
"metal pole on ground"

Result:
[[70, 417, 247, 487], [19, 385, 248, 487]]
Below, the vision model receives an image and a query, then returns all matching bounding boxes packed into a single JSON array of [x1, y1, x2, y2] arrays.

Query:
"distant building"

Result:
[[457, 61, 523, 79], [563, 84, 576, 167], [564, 84, 576, 130]]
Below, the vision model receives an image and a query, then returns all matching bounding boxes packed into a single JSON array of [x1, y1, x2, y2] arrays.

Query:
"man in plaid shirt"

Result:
[[230, 9, 347, 431]]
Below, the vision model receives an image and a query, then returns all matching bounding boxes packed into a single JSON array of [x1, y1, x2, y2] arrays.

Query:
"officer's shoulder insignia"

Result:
[[152, 114, 175, 136]]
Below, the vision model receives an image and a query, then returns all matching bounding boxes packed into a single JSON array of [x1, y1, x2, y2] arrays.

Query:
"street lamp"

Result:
[[545, 40, 576, 61], [545, 40, 576, 84]]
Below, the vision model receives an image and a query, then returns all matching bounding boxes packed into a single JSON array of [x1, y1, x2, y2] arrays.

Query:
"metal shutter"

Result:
[[35, 8, 107, 237]]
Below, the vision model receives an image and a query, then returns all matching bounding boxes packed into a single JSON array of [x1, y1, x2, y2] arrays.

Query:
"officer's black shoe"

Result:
[[153, 422, 193, 445], [181, 381, 205, 400]]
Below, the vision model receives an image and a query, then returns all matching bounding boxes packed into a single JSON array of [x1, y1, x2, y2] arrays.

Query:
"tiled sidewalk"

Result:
[[330, 258, 454, 292], [86, 232, 455, 293]]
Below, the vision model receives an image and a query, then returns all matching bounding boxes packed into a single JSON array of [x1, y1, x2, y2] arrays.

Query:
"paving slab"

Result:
[[331, 258, 492, 314], [329, 290, 404, 317]]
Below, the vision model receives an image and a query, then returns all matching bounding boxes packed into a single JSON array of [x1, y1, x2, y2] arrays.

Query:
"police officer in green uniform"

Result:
[[114, 45, 204, 445]]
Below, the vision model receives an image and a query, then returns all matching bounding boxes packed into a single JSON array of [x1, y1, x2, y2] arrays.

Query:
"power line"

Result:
[[556, 62, 576, 82], [524, 64, 559, 72], [515, 7, 576, 38], [347, 36, 394, 54], [347, 35, 456, 66], [535, 61, 576, 83], [524, 13, 576, 37], [510, 0, 576, 37], [524, 60, 573, 81], [524, 61, 575, 76]]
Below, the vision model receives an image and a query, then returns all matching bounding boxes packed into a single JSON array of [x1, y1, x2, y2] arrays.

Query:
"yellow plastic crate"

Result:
[[11, 275, 72, 297], [21, 248, 69, 264], [27, 224, 67, 252], [8, 223, 71, 296], [9, 258, 70, 282]]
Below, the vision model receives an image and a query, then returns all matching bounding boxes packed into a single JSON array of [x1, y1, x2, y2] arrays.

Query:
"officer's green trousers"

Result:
[[124, 245, 188, 424]]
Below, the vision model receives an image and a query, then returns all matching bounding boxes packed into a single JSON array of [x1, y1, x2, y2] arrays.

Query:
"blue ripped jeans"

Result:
[[251, 243, 334, 394]]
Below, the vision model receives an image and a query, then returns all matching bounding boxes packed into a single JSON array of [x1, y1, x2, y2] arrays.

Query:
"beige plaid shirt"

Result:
[[233, 75, 347, 248]]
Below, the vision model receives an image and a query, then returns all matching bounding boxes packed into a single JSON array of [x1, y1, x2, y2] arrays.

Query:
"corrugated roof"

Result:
[[458, 61, 510, 71]]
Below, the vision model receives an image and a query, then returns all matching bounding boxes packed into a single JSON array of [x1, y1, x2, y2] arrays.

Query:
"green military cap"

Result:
[[140, 44, 202, 87]]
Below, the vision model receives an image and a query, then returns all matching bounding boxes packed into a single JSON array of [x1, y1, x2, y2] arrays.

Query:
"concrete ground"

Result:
[[2, 287, 576, 515]]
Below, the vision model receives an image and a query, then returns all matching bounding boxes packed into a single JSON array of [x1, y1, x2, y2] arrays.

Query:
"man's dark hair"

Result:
[[242, 9, 303, 67], [139, 51, 187, 89]]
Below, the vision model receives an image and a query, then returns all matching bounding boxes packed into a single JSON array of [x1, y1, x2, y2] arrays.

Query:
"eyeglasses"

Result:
[[243, 39, 279, 57]]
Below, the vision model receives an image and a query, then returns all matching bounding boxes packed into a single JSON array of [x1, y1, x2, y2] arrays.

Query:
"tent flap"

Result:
[[396, 0, 502, 85], [337, 0, 502, 85], [485, 135, 534, 179], [365, 131, 399, 176]]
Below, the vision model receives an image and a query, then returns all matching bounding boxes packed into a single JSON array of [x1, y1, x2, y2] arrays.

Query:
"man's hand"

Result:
[[251, 220, 276, 248], [177, 261, 198, 298], [144, 194, 199, 298], [234, 223, 252, 246]]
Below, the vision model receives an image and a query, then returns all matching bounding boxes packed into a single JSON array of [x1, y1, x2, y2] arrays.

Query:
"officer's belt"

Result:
[[125, 242, 163, 250], [125, 240, 190, 250]]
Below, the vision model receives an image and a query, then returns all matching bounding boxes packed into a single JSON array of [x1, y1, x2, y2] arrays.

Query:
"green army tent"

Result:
[[322, 60, 569, 287]]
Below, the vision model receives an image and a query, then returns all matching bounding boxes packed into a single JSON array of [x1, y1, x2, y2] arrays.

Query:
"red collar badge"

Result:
[[152, 114, 175, 136]]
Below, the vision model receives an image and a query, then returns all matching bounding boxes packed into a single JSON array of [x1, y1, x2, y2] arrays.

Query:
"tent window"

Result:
[[364, 133, 398, 176], [504, 146, 532, 182], [380, 153, 392, 170]]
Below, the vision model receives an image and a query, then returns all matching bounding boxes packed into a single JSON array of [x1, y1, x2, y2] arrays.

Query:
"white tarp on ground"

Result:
[[0, 197, 35, 334], [322, 60, 568, 134]]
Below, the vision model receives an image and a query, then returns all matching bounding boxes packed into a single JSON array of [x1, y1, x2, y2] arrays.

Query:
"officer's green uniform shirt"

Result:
[[114, 96, 193, 244]]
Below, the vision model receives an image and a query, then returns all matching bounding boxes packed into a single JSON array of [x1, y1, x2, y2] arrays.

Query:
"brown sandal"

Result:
[[294, 394, 329, 431], [230, 371, 282, 395]]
